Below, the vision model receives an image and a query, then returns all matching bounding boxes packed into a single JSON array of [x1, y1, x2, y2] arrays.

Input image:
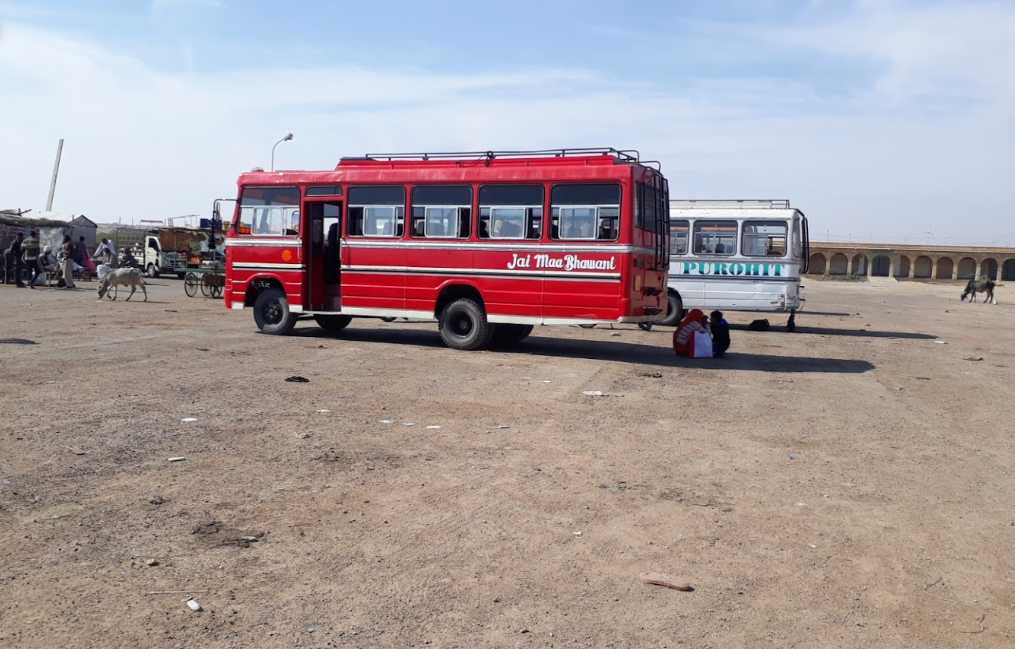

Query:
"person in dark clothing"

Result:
[[7, 232, 26, 287], [710, 310, 731, 357], [74, 236, 87, 265]]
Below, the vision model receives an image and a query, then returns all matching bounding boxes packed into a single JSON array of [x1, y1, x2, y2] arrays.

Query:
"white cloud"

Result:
[[1, 7, 1013, 245]]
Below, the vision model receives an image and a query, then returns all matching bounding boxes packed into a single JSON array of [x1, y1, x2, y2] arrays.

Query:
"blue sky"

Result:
[[2, 0, 1013, 244]]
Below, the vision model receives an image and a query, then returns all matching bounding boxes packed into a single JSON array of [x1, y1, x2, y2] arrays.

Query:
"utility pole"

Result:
[[46, 138, 64, 213]]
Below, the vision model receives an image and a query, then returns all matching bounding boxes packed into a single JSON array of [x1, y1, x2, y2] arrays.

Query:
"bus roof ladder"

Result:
[[353, 147, 643, 164]]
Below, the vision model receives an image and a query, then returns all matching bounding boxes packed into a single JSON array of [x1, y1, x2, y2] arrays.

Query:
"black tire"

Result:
[[491, 323, 533, 347], [200, 275, 212, 297], [315, 314, 352, 333], [146, 264, 159, 278], [253, 287, 296, 335], [176, 272, 186, 279], [380, 317, 396, 322], [658, 292, 684, 326], [578, 324, 597, 329], [438, 298, 492, 350], [638, 322, 653, 331]]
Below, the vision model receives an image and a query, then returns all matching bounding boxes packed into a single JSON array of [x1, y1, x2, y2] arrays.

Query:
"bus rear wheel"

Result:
[[658, 292, 684, 326], [253, 288, 296, 335], [439, 298, 492, 350], [491, 324, 533, 347], [315, 314, 352, 333]]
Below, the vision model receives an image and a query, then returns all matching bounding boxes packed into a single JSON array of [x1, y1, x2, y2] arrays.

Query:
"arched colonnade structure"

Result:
[[806, 243, 1015, 282]]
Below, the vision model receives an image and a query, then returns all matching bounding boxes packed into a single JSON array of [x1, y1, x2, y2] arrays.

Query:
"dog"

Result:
[[960, 278, 995, 304], [97, 267, 147, 302]]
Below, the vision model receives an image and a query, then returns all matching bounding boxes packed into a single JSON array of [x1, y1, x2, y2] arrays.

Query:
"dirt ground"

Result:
[[1, 278, 1013, 648]]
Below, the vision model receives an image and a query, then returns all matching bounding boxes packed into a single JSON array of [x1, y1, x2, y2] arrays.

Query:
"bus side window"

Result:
[[478, 185, 543, 240], [348, 186, 405, 237], [693, 220, 737, 256], [742, 221, 787, 257], [410, 185, 472, 239], [550, 183, 621, 241], [669, 219, 689, 255]]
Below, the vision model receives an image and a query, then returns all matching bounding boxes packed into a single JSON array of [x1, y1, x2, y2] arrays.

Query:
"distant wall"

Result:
[[806, 242, 1014, 282]]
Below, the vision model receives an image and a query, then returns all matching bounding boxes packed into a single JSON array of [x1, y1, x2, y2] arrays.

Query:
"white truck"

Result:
[[104, 227, 214, 278]]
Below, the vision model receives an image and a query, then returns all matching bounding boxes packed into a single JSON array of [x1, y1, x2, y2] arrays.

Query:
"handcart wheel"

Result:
[[184, 272, 199, 297], [200, 274, 212, 297]]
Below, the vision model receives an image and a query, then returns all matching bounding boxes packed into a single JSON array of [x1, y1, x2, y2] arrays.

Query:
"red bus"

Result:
[[223, 148, 670, 350]]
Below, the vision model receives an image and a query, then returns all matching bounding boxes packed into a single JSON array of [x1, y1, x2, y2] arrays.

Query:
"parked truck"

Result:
[[100, 226, 218, 278]]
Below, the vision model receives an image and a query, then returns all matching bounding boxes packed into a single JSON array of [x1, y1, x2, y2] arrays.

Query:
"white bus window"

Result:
[[349, 186, 405, 237], [693, 221, 737, 256], [670, 220, 689, 255], [490, 207, 525, 238], [479, 185, 543, 239], [558, 207, 597, 239], [742, 221, 787, 257], [238, 186, 300, 236]]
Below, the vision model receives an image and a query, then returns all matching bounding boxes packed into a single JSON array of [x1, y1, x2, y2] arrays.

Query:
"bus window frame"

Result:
[[740, 219, 789, 259], [237, 185, 301, 237], [692, 219, 739, 257], [549, 181, 621, 242], [555, 204, 604, 241], [484, 205, 537, 240], [418, 205, 467, 239], [669, 219, 690, 256], [347, 185, 407, 238]]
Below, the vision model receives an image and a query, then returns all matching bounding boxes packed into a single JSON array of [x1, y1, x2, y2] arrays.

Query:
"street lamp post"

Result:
[[271, 132, 294, 171]]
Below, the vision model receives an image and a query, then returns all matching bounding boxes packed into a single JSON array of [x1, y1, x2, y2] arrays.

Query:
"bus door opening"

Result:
[[306, 201, 342, 311]]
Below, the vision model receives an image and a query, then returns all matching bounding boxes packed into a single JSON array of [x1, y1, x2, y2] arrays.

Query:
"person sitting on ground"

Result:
[[710, 310, 731, 358], [673, 308, 709, 357]]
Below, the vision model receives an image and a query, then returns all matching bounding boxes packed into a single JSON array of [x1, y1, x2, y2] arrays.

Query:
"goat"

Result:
[[97, 267, 148, 302]]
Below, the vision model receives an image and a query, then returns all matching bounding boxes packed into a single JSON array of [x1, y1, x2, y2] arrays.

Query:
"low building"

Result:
[[806, 242, 1015, 282]]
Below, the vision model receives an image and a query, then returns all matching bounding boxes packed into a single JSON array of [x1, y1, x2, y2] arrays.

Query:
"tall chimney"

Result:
[[46, 138, 64, 212]]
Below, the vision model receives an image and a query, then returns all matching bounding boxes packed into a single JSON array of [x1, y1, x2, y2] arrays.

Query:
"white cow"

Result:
[[97, 267, 148, 302]]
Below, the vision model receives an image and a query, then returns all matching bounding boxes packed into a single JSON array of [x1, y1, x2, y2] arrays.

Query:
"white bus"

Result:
[[659, 200, 810, 330]]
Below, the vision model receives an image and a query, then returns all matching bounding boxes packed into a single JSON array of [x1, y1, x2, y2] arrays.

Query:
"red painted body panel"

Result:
[[225, 153, 668, 322]]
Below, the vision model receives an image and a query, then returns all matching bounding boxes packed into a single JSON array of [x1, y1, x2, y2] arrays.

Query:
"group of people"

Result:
[[673, 308, 731, 358], [2, 232, 121, 289]]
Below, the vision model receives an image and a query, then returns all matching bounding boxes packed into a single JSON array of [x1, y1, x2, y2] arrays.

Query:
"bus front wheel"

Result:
[[439, 298, 492, 350], [253, 288, 296, 335], [658, 292, 684, 326]]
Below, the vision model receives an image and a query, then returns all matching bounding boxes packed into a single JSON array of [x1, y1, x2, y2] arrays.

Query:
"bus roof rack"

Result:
[[353, 147, 645, 165], [670, 199, 791, 209]]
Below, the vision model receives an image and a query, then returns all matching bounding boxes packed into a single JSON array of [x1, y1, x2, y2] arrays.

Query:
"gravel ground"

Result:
[[1, 278, 1013, 648]]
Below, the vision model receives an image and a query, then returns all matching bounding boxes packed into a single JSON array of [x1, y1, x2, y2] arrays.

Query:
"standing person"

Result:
[[709, 310, 731, 358], [74, 235, 87, 265], [672, 308, 709, 357], [22, 230, 40, 288], [7, 232, 26, 287], [60, 234, 76, 289]]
